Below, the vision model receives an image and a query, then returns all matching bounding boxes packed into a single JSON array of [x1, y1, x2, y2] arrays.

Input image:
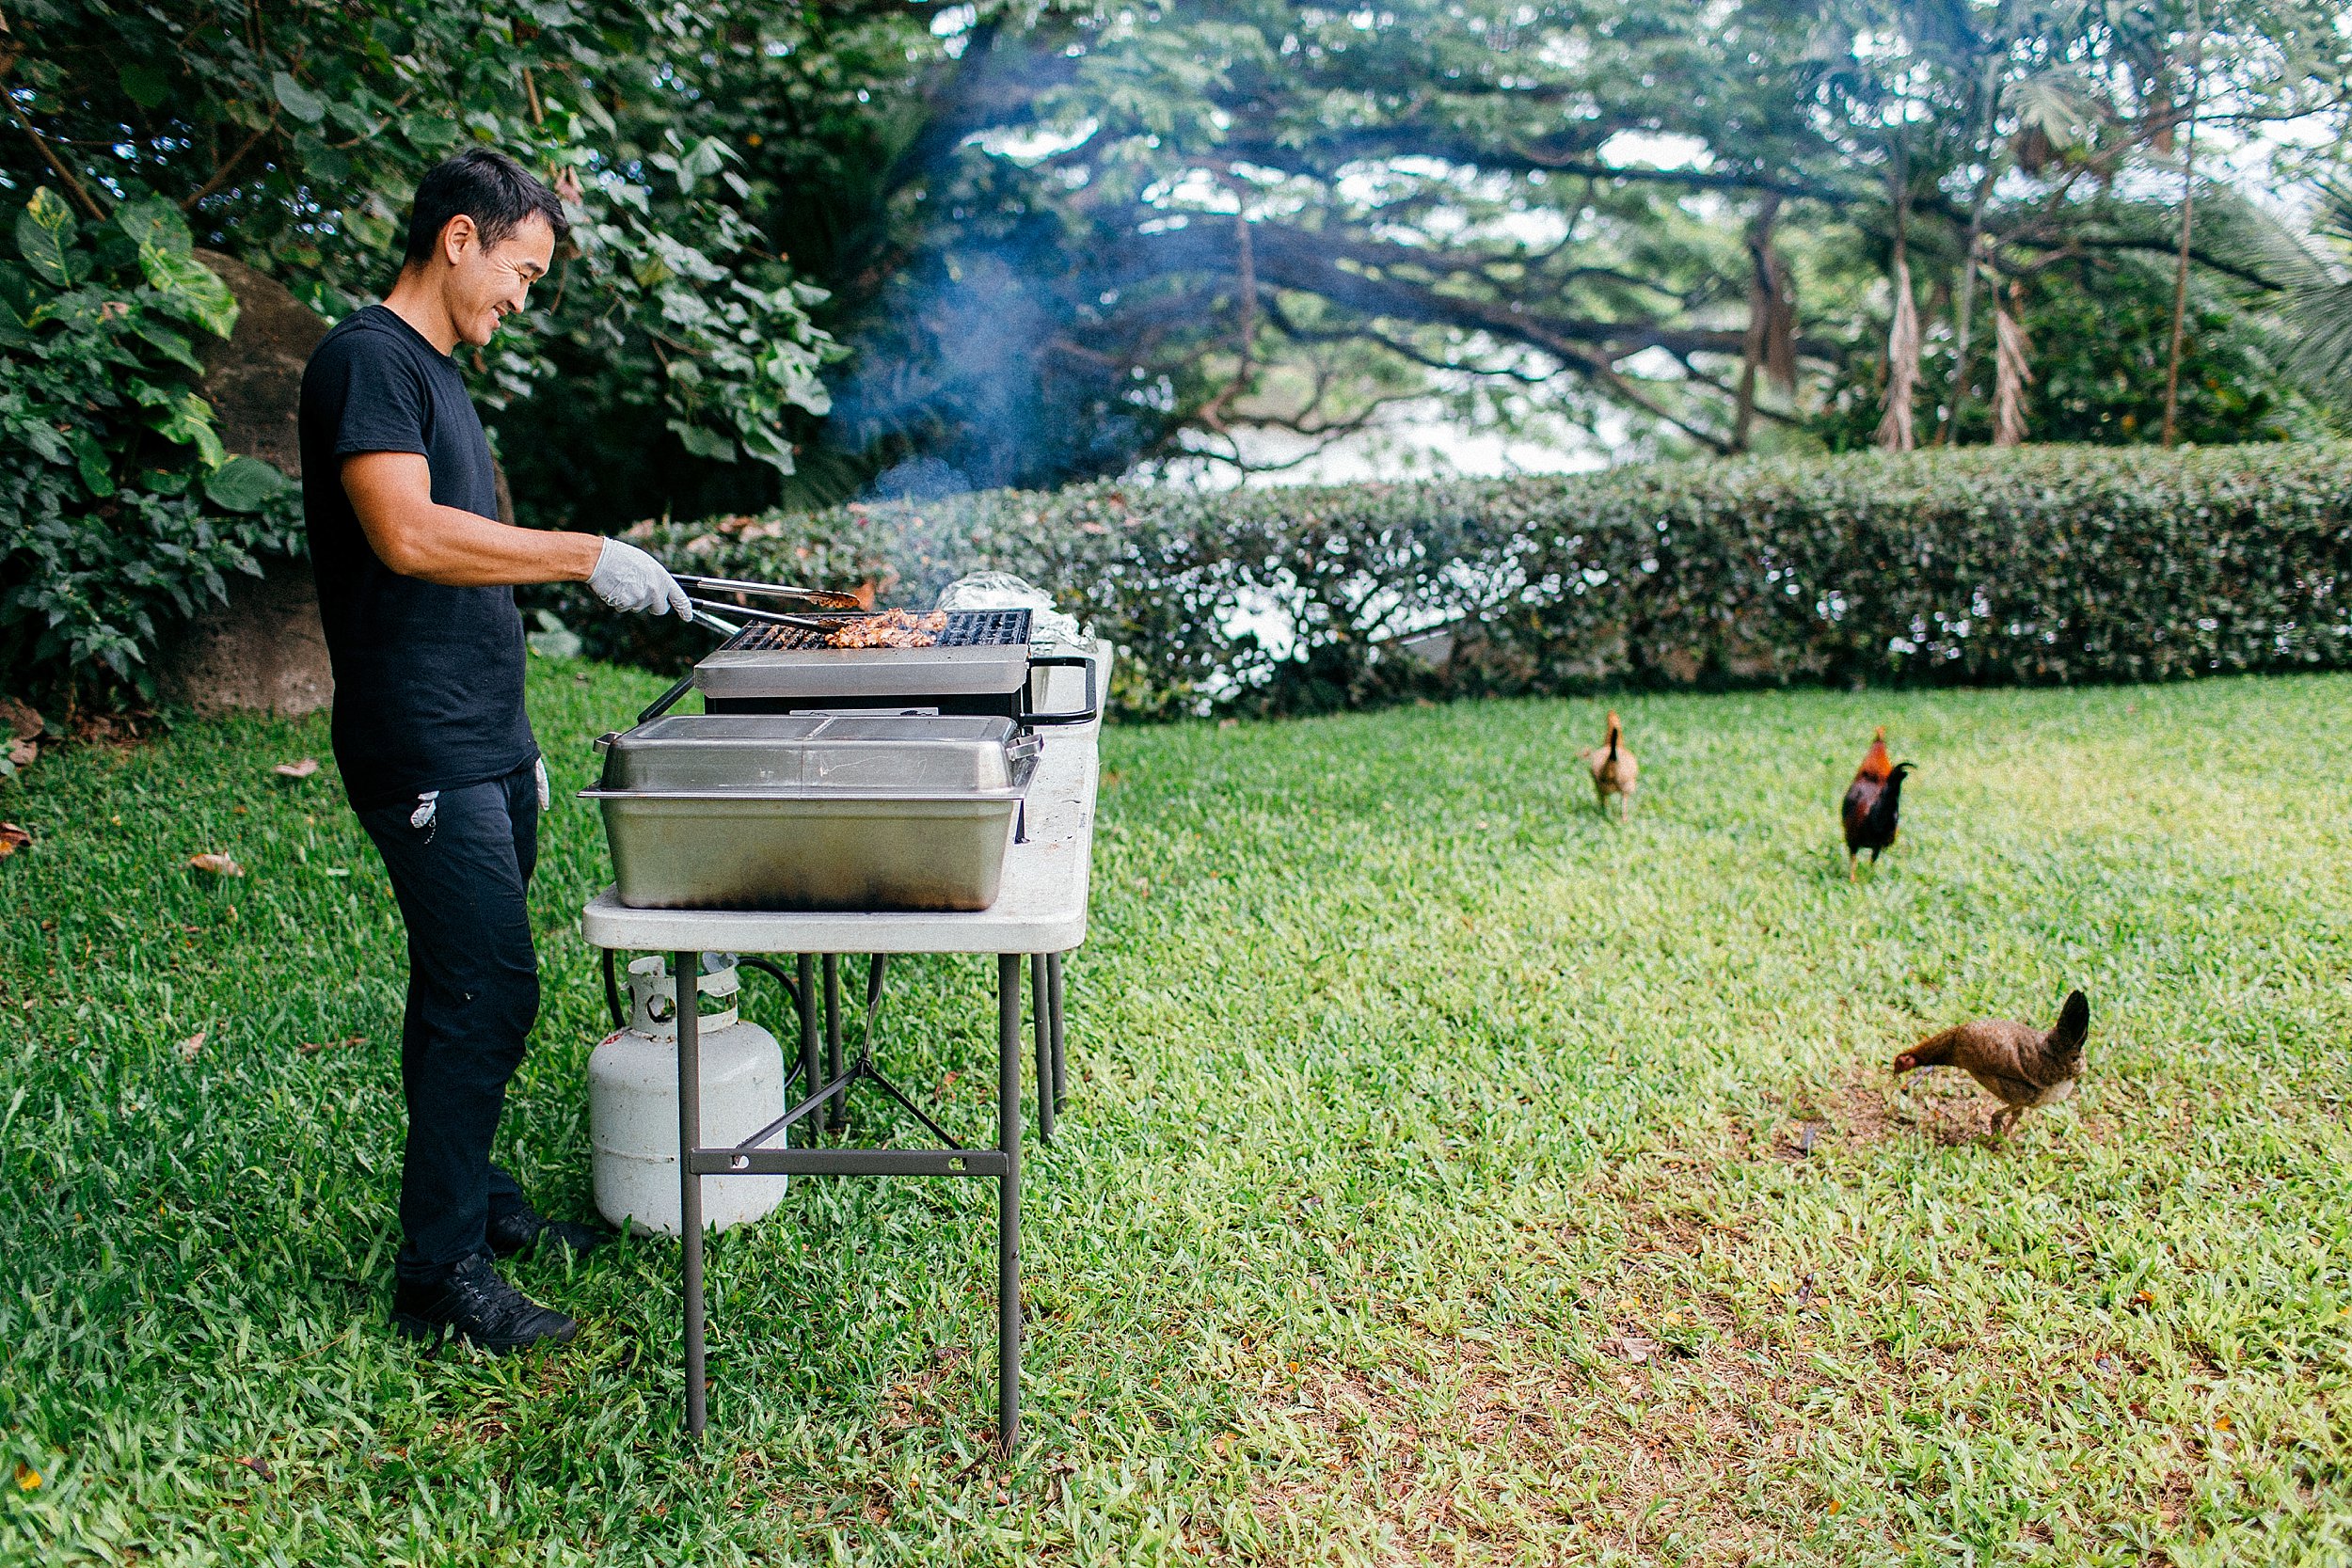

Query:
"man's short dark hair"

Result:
[[402, 149, 570, 266]]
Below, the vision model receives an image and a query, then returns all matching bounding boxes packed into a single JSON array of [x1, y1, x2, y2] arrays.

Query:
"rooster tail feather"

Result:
[[2048, 989, 2090, 1064], [1870, 763, 1913, 831]]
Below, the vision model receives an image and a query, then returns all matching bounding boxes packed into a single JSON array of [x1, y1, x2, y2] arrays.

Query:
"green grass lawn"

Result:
[[5, 663, 2351, 1566]]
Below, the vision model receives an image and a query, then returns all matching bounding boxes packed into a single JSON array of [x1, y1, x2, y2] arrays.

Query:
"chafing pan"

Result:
[[583, 714, 1040, 911]]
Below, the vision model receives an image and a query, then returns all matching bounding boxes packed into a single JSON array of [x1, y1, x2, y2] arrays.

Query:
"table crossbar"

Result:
[[688, 1147, 1009, 1179]]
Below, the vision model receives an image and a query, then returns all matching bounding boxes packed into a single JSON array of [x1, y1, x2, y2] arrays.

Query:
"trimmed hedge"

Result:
[[556, 444, 2352, 718]]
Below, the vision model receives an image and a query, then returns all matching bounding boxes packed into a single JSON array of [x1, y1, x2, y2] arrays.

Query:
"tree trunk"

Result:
[[157, 251, 336, 718], [1876, 250, 1920, 452], [1876, 157, 1920, 453], [1733, 195, 1785, 451], [1992, 287, 2032, 447], [1941, 49, 2008, 444], [2162, 15, 2203, 447]]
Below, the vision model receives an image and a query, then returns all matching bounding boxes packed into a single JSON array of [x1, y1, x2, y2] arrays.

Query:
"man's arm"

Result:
[[342, 452, 598, 587]]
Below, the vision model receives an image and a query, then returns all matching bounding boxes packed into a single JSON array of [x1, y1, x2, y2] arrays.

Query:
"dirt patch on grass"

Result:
[[1237, 1301, 1814, 1565], [1785, 1061, 1994, 1149], [1234, 1168, 1829, 1563], [1784, 1059, 2118, 1152], [1230, 1098, 2157, 1564]]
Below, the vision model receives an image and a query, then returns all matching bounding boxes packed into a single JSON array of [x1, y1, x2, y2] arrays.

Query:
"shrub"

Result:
[[559, 443, 2352, 719], [1, 189, 299, 708]]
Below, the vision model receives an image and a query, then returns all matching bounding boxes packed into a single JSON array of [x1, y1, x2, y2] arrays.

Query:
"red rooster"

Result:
[[1841, 726, 1914, 880]]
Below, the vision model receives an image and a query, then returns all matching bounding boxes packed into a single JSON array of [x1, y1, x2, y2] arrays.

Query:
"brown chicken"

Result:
[[1840, 726, 1913, 879], [1583, 710, 1638, 818], [1894, 990, 2090, 1139]]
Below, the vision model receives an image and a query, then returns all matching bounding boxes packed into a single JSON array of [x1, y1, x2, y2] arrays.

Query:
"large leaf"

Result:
[[117, 60, 171, 109], [140, 248, 240, 340], [294, 132, 353, 186], [132, 317, 207, 375], [403, 113, 459, 155], [14, 189, 76, 289], [67, 429, 116, 499], [11, 418, 70, 465], [666, 418, 736, 461], [272, 71, 329, 125], [0, 261, 36, 318], [675, 135, 734, 195], [736, 420, 798, 473], [0, 297, 37, 352], [151, 392, 228, 468], [115, 196, 193, 260], [203, 455, 297, 513]]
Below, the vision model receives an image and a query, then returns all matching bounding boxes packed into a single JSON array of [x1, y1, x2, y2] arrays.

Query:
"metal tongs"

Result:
[[634, 604, 744, 724], [671, 574, 869, 612], [635, 573, 873, 726], [686, 597, 844, 635]]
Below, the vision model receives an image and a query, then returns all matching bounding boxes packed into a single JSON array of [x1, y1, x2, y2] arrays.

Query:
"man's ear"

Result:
[[439, 214, 478, 267]]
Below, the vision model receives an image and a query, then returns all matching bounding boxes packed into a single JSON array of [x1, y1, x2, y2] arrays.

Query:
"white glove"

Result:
[[589, 538, 691, 618], [533, 755, 550, 812]]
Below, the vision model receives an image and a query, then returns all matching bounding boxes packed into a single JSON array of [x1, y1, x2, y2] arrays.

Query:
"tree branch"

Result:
[[1219, 126, 1849, 204], [4, 97, 110, 220], [1122, 219, 1839, 368], [180, 113, 278, 213]]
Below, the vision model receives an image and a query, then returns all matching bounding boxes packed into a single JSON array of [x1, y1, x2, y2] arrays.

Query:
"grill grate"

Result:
[[717, 608, 1032, 655]]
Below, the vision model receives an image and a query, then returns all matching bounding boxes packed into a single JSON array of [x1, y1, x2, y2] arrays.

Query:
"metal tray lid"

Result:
[[596, 712, 1035, 794]]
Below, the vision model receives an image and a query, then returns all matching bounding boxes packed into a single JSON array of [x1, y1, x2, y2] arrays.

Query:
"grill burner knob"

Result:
[[588, 956, 787, 1236]]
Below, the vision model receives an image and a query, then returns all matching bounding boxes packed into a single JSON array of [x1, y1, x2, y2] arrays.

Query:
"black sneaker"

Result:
[[391, 1255, 579, 1353], [486, 1199, 610, 1261]]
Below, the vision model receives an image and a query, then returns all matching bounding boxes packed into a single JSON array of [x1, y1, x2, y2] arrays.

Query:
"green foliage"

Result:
[[8, 0, 846, 705], [675, 0, 2352, 498], [0, 190, 299, 703], [2265, 184, 2352, 418], [20, 0, 2352, 542], [13, 0, 835, 483], [6, 665, 2352, 1560], [590, 446, 2352, 718], [13, 0, 2352, 641], [1815, 258, 2312, 450]]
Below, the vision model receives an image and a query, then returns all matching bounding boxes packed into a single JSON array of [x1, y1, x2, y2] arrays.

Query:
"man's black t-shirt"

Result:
[[298, 306, 535, 807]]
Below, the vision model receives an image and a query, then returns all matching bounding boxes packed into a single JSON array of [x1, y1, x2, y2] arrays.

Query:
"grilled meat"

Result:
[[825, 609, 950, 648], [1894, 990, 2090, 1140]]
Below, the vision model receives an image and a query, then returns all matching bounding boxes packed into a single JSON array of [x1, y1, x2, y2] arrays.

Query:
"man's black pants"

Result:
[[358, 759, 541, 1283]]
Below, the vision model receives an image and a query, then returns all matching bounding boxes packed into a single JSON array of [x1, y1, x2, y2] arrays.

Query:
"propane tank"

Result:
[[589, 955, 787, 1236]]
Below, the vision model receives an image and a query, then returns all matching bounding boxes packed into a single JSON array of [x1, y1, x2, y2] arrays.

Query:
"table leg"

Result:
[[997, 953, 1022, 1450], [823, 954, 845, 1132], [675, 949, 707, 1438], [796, 955, 818, 1140], [1047, 951, 1067, 1114], [1031, 953, 1053, 1144]]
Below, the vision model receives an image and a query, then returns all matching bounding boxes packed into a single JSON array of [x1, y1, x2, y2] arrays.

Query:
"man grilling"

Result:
[[299, 150, 691, 1352]]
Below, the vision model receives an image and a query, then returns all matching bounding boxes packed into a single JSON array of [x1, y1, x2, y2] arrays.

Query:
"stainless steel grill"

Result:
[[691, 606, 1101, 724], [713, 609, 1034, 656]]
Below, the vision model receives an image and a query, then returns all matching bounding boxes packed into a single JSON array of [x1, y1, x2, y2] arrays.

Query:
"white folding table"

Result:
[[580, 647, 1105, 1449]]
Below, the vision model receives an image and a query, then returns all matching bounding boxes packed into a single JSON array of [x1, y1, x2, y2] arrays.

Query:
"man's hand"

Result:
[[343, 452, 601, 587], [588, 539, 692, 618]]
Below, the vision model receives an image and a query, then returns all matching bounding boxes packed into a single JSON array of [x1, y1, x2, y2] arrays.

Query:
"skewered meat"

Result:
[[825, 609, 949, 648]]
